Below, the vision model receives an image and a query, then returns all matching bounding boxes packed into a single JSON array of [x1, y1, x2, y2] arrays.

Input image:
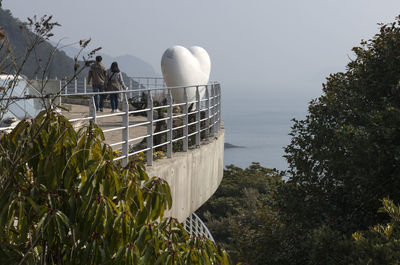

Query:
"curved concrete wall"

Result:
[[146, 129, 224, 222]]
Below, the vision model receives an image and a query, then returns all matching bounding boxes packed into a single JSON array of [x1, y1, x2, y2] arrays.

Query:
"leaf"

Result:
[[135, 226, 147, 250], [55, 213, 66, 242], [24, 196, 40, 213], [139, 245, 152, 265], [154, 252, 169, 265]]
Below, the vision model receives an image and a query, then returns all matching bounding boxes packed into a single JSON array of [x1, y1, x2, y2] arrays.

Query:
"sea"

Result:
[[222, 87, 314, 171]]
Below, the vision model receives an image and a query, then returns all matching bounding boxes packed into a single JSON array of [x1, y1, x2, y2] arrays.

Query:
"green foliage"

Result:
[[0, 8, 79, 79], [275, 15, 400, 264], [199, 163, 283, 218], [283, 16, 400, 235], [197, 163, 284, 264], [353, 199, 400, 265], [202, 15, 400, 265], [0, 7, 141, 88], [0, 111, 229, 264]]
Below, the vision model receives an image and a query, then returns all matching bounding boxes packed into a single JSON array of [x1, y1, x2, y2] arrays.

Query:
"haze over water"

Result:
[[222, 86, 311, 170], [4, 0, 400, 172]]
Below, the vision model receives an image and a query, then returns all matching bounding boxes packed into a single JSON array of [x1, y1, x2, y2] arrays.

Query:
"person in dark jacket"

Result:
[[104, 62, 127, 112], [87, 56, 106, 111]]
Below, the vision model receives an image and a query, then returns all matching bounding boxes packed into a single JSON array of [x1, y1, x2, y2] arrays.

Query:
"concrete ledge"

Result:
[[146, 129, 224, 222]]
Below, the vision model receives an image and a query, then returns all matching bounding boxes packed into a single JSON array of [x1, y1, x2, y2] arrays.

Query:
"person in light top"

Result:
[[104, 62, 127, 113]]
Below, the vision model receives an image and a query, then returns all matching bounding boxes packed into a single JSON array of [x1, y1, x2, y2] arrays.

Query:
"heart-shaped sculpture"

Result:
[[161, 45, 211, 104]]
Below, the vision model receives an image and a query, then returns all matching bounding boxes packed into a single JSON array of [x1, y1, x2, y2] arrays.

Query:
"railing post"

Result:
[[218, 84, 222, 131], [129, 78, 133, 98], [138, 79, 141, 101], [122, 92, 129, 167], [189, 214, 193, 237], [183, 87, 189, 152], [84, 77, 87, 93], [183, 219, 187, 230], [205, 85, 210, 139], [64, 79, 68, 95], [214, 84, 218, 131], [167, 89, 173, 158], [74, 78, 77, 94], [89, 96, 97, 123], [195, 215, 199, 236], [211, 84, 215, 137], [146, 91, 154, 166], [58, 80, 62, 105], [195, 86, 200, 147]]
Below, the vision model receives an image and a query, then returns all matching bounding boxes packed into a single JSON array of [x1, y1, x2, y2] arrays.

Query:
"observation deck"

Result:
[[0, 76, 224, 241]]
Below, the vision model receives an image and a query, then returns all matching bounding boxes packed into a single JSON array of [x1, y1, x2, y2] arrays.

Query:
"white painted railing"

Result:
[[60, 77, 166, 99], [1, 78, 222, 165], [183, 213, 215, 242], [0, 77, 221, 240], [62, 83, 221, 166]]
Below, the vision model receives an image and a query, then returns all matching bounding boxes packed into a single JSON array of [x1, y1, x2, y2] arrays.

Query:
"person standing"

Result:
[[87, 56, 106, 112], [105, 62, 127, 112]]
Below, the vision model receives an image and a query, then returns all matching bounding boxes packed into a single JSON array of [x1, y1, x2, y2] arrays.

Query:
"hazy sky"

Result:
[[3, 0, 400, 100]]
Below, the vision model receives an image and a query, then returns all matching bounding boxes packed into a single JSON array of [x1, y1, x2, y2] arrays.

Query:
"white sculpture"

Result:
[[161, 45, 211, 104]]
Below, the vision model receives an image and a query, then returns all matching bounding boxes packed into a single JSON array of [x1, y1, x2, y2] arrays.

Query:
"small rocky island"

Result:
[[224, 142, 244, 149]]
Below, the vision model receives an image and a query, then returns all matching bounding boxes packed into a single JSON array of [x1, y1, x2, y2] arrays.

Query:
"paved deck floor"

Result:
[[62, 104, 148, 148]]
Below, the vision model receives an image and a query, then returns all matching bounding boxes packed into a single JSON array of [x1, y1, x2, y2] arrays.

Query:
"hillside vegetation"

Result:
[[0, 8, 79, 78], [0, 8, 149, 84], [199, 15, 400, 265]]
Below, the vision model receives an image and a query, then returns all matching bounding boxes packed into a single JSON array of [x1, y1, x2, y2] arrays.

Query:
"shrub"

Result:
[[0, 111, 229, 264]]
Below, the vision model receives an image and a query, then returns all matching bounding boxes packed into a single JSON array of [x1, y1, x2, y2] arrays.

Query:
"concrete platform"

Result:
[[61, 104, 148, 148], [146, 129, 225, 222]]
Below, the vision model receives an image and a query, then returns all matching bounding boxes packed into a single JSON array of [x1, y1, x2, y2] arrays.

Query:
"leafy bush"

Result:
[[353, 199, 400, 265], [284, 16, 400, 232], [197, 163, 284, 264], [0, 111, 229, 264], [202, 15, 400, 265]]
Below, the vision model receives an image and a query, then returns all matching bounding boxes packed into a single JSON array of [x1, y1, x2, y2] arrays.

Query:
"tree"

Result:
[[0, 110, 229, 264], [0, 10, 230, 264], [283, 16, 400, 233], [0, 12, 97, 122], [201, 15, 400, 265], [272, 15, 400, 264], [353, 198, 400, 265], [197, 163, 284, 264]]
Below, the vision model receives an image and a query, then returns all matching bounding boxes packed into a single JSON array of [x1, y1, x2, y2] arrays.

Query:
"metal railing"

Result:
[[1, 78, 222, 167], [59, 76, 165, 99], [1, 77, 220, 241], [183, 213, 215, 242]]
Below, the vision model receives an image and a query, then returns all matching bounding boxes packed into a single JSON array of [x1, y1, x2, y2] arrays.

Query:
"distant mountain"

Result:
[[0, 8, 81, 79], [113, 55, 158, 78], [0, 7, 156, 87], [59, 44, 159, 78]]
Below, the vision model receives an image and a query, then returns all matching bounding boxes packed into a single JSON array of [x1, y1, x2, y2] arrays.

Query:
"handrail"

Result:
[[1, 76, 220, 242], [1, 78, 222, 169]]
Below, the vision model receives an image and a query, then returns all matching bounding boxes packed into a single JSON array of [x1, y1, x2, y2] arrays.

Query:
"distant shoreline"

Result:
[[224, 142, 244, 149]]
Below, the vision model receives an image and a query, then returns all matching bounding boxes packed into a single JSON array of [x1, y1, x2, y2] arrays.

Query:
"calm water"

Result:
[[222, 88, 310, 171]]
